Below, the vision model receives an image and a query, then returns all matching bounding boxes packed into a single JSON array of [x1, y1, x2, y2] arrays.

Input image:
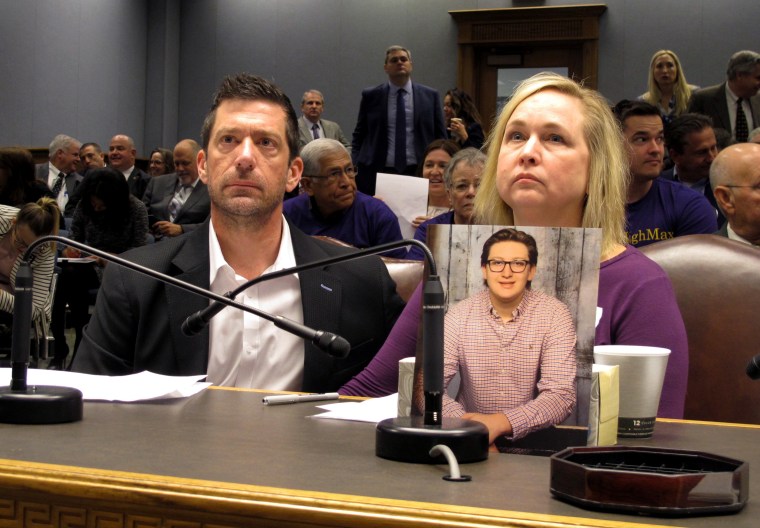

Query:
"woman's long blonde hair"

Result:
[[473, 72, 628, 258], [642, 50, 692, 116]]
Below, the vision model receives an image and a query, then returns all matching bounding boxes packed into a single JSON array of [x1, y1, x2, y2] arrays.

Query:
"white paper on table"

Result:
[[310, 393, 398, 423], [0, 369, 210, 402], [374, 173, 429, 240]]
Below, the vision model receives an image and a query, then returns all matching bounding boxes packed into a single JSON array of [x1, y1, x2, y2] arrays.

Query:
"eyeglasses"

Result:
[[308, 166, 357, 184], [388, 56, 409, 64], [724, 183, 760, 191], [486, 259, 530, 273]]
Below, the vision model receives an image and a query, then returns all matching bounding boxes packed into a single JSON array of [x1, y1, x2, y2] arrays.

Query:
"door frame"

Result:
[[449, 4, 607, 133]]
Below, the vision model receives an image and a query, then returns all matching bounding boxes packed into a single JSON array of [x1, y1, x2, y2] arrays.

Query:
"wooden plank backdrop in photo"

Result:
[[427, 224, 602, 428]]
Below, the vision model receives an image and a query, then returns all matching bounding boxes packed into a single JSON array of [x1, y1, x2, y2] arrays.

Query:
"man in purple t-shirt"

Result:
[[283, 138, 405, 257], [613, 100, 717, 247]]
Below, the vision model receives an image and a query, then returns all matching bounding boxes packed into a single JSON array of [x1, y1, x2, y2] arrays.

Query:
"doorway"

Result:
[[450, 5, 607, 133]]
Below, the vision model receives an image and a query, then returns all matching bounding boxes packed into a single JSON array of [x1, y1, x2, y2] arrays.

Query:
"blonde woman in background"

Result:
[[640, 50, 698, 124]]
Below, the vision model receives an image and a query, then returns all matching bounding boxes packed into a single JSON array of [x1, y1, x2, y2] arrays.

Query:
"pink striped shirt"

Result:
[[443, 288, 577, 440]]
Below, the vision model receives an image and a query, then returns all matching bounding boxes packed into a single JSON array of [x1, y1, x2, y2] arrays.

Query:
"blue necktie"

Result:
[[395, 89, 407, 173], [312, 123, 320, 140]]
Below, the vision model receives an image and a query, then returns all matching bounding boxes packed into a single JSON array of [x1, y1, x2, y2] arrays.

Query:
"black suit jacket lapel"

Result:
[[165, 223, 211, 373], [714, 83, 732, 131], [290, 224, 344, 389], [175, 181, 204, 222]]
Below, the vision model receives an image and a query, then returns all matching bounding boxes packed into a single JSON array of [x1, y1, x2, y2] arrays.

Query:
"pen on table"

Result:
[[262, 392, 340, 406]]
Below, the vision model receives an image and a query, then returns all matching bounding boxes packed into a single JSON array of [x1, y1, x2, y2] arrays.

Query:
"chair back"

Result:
[[312, 236, 422, 302], [640, 234, 760, 423]]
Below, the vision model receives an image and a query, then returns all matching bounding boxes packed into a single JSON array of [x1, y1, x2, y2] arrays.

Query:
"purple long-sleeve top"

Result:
[[595, 246, 688, 418]]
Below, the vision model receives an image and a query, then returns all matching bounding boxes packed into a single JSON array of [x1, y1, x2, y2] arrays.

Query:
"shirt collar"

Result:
[[726, 83, 741, 104], [727, 223, 757, 246], [120, 166, 135, 179], [178, 176, 200, 189], [388, 79, 412, 95], [487, 288, 532, 322], [209, 216, 298, 288]]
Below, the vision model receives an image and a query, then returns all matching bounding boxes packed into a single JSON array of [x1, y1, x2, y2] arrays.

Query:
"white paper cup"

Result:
[[593, 345, 670, 438]]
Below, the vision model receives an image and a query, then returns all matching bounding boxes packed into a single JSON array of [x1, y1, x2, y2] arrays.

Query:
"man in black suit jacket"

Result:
[[662, 113, 723, 225], [352, 45, 446, 194], [72, 73, 404, 393], [687, 50, 760, 142], [108, 134, 150, 199], [142, 139, 210, 238], [34, 134, 83, 214]]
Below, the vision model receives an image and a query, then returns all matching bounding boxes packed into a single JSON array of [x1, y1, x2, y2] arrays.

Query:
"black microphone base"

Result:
[[0, 385, 83, 424], [376, 416, 489, 464]]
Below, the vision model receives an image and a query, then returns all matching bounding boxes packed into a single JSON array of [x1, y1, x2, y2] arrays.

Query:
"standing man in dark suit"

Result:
[[34, 134, 83, 214], [298, 90, 351, 151], [108, 134, 150, 199], [687, 50, 760, 142], [352, 45, 446, 195], [143, 139, 210, 238], [72, 73, 404, 393]]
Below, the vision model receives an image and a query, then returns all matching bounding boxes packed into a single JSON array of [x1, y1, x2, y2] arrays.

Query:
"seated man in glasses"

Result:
[[284, 138, 406, 258], [443, 228, 577, 445]]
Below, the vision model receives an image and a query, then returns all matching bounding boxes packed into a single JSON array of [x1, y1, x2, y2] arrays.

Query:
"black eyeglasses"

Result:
[[308, 166, 357, 184], [486, 259, 529, 273]]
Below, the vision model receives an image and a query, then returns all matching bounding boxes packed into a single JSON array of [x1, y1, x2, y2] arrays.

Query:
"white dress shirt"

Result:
[[206, 218, 304, 389], [725, 84, 755, 138], [46, 164, 68, 210]]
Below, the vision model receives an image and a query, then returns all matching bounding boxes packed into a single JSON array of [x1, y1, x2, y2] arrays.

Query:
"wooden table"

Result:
[[0, 386, 757, 527]]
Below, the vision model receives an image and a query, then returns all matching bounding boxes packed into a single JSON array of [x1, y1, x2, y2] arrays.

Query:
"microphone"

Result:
[[0, 260, 83, 424], [368, 237, 489, 465], [28, 237, 351, 359], [9, 262, 33, 391], [180, 237, 453, 429], [746, 354, 760, 379], [182, 239, 435, 338]]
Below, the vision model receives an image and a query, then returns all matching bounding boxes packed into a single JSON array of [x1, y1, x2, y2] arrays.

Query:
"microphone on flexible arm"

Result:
[[180, 237, 454, 431], [182, 239, 428, 338], [0, 253, 84, 424]]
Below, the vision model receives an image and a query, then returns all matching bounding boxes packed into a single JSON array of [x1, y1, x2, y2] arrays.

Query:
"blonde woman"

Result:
[[0, 198, 60, 344], [640, 50, 698, 123], [343, 73, 689, 424]]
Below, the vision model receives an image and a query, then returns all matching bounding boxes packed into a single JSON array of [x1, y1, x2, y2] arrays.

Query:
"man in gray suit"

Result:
[[34, 134, 83, 213], [688, 50, 760, 142], [710, 142, 760, 245], [142, 139, 210, 238], [297, 90, 350, 151]]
